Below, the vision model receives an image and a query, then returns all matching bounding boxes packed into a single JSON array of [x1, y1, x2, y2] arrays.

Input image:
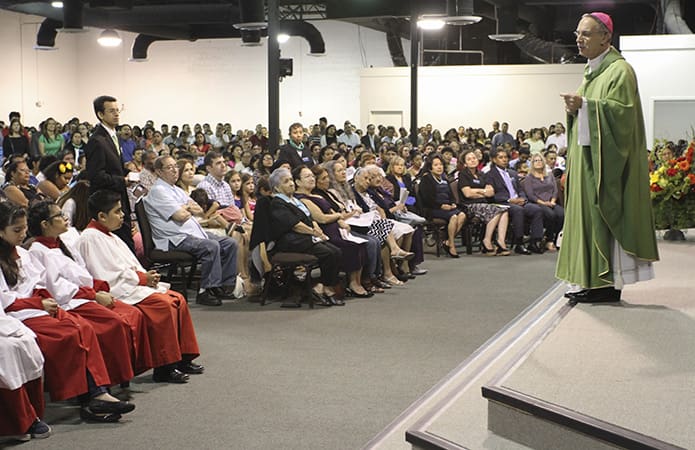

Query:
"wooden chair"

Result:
[[134, 198, 198, 299]]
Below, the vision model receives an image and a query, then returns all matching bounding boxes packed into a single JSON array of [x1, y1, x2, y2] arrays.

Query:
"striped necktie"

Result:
[[111, 134, 121, 156]]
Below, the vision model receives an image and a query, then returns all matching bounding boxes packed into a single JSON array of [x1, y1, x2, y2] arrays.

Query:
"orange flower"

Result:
[[688, 173, 695, 185], [679, 160, 691, 172], [651, 183, 663, 192]]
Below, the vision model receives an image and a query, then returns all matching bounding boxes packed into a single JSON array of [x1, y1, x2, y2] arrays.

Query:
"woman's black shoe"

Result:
[[481, 244, 495, 256], [495, 245, 511, 256], [323, 295, 345, 306], [88, 398, 135, 415], [447, 249, 460, 258], [345, 288, 373, 298], [80, 407, 122, 423]]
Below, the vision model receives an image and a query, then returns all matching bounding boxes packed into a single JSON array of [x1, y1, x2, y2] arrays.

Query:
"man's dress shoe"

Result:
[[178, 361, 205, 374], [566, 287, 621, 303], [152, 367, 190, 383]]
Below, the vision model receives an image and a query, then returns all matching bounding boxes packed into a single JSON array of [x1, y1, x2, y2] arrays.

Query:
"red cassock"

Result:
[[137, 290, 199, 367], [20, 306, 111, 401], [0, 378, 44, 436]]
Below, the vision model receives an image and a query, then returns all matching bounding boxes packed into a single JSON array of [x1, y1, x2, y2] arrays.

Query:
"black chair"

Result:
[[250, 198, 320, 308], [134, 198, 197, 299], [449, 179, 484, 254]]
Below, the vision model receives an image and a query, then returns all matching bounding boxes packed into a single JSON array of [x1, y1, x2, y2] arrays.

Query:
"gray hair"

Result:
[[324, 160, 356, 203], [154, 155, 175, 171], [269, 167, 291, 192]]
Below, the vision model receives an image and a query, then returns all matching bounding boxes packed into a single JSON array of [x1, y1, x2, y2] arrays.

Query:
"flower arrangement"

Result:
[[649, 140, 695, 230]]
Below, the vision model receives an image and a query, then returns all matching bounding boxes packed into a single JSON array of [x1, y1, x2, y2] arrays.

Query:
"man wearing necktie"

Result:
[[84, 95, 135, 252]]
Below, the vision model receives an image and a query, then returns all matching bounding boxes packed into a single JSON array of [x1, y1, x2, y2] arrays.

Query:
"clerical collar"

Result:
[[34, 236, 60, 249], [87, 219, 112, 235], [587, 47, 611, 73]]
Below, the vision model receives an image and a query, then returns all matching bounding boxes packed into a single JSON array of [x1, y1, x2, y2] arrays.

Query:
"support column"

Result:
[[409, 4, 419, 147], [268, 0, 280, 150]]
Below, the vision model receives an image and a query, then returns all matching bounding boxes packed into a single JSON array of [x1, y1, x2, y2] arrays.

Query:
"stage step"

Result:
[[363, 281, 571, 449]]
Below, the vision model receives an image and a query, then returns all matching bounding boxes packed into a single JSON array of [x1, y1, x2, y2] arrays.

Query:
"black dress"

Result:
[[296, 193, 365, 273], [270, 196, 341, 286]]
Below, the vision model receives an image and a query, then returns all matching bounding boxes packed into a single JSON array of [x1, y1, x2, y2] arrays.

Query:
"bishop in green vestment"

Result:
[[556, 12, 659, 300]]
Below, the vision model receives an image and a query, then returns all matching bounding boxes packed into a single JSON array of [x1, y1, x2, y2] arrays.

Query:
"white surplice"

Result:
[[76, 228, 168, 305]]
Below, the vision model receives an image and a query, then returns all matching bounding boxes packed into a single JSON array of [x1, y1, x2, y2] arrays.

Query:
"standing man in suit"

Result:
[[277, 122, 313, 169], [486, 147, 544, 255], [84, 95, 135, 252], [361, 124, 378, 152]]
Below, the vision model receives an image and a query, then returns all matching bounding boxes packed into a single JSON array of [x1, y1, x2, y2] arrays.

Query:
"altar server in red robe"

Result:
[[0, 202, 135, 423], [76, 190, 203, 384], [27, 201, 153, 381]]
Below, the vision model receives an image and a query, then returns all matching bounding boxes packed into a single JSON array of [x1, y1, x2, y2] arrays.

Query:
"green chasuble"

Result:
[[556, 47, 659, 288]]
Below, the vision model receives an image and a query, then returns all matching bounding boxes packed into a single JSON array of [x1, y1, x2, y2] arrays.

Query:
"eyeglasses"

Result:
[[104, 106, 123, 114], [47, 212, 67, 221], [160, 165, 178, 171], [573, 30, 604, 39]]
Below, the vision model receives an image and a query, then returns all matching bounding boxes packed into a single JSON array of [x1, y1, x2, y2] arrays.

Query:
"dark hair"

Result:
[[319, 146, 334, 163], [26, 200, 73, 256], [0, 202, 27, 286], [288, 122, 303, 133], [56, 180, 91, 231], [38, 155, 59, 173], [6, 160, 28, 183], [291, 165, 309, 182], [93, 95, 117, 120], [42, 160, 73, 184], [88, 190, 121, 220], [255, 176, 271, 196], [204, 150, 222, 168], [190, 188, 212, 210], [490, 146, 509, 159], [423, 153, 445, 173]]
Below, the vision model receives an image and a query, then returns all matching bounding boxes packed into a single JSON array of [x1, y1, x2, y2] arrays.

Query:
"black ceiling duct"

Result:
[[279, 20, 325, 55], [61, 0, 84, 32], [234, 0, 266, 30], [36, 18, 61, 49], [131, 34, 173, 61]]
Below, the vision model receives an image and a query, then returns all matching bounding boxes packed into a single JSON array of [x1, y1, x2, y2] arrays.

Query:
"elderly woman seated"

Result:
[[2, 160, 40, 207], [352, 167, 417, 286], [293, 165, 372, 298], [268, 168, 344, 306]]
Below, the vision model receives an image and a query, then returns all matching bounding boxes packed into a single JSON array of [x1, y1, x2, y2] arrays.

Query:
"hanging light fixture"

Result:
[[445, 0, 481, 26], [98, 29, 122, 47], [51, 1, 63, 7], [417, 15, 446, 31], [277, 33, 290, 44]]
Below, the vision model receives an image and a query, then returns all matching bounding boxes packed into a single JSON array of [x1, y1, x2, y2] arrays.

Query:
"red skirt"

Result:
[[137, 290, 200, 367], [0, 378, 44, 436], [24, 310, 110, 401], [69, 302, 134, 385]]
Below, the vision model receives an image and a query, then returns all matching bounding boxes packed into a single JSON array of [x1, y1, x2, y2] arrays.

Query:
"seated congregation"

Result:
[[0, 114, 568, 441]]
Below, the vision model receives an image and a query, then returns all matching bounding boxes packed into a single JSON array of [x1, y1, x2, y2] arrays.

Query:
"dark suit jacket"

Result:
[[486, 165, 527, 204], [84, 123, 133, 237], [277, 143, 314, 169], [361, 134, 377, 151]]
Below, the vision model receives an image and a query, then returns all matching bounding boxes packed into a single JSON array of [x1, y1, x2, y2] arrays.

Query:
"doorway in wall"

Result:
[[369, 110, 403, 128]]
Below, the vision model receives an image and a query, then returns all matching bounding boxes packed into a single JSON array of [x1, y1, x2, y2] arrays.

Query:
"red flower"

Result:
[[650, 183, 663, 192], [688, 173, 695, 185], [667, 168, 678, 177]]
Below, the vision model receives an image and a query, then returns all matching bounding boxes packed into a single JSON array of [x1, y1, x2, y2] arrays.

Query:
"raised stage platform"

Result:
[[368, 234, 694, 450]]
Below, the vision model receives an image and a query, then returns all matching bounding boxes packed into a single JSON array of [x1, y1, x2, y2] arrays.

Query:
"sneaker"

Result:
[[411, 266, 428, 276], [28, 419, 51, 439]]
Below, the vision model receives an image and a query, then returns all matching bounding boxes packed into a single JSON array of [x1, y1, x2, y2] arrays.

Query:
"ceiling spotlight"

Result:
[[51, 1, 63, 7], [98, 29, 122, 47], [277, 33, 290, 44], [417, 17, 446, 31]]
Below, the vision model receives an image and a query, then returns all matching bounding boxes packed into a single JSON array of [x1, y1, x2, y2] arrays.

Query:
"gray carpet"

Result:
[[11, 250, 559, 450]]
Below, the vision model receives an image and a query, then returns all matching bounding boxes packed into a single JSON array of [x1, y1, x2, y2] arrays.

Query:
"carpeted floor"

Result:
[[9, 250, 560, 450]]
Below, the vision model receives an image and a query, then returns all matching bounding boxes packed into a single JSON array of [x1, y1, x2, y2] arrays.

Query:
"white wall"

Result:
[[621, 34, 695, 147], [1, 9, 396, 132], [360, 64, 584, 133]]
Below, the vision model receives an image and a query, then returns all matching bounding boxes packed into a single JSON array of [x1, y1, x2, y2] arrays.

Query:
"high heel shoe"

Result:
[[481, 243, 496, 256], [495, 243, 511, 256], [447, 248, 460, 258], [392, 249, 414, 260], [346, 287, 373, 298]]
